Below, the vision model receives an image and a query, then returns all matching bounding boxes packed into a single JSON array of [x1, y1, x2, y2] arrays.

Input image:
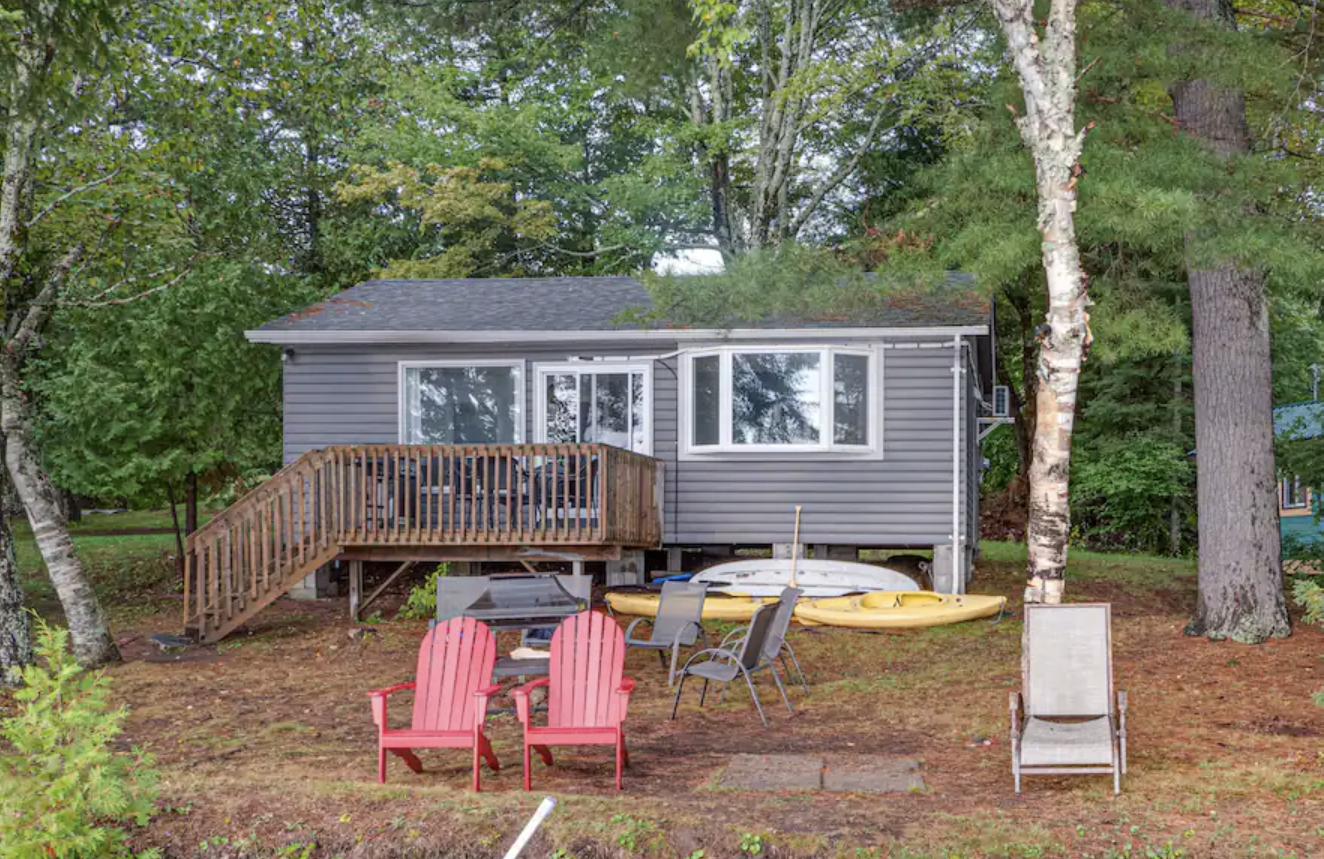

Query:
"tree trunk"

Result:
[[988, 0, 1090, 605], [0, 479, 31, 686], [168, 483, 185, 580], [185, 470, 199, 536], [1169, 351, 1183, 556], [1163, 0, 1290, 641], [0, 351, 120, 666]]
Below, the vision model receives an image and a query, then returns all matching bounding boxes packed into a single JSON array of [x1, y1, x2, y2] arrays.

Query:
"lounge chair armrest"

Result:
[[367, 682, 416, 698], [1008, 691, 1023, 738], [511, 677, 551, 726], [472, 682, 503, 729], [670, 620, 704, 647], [367, 682, 416, 730], [624, 617, 653, 641], [678, 646, 737, 675], [718, 624, 750, 651], [617, 677, 637, 719]]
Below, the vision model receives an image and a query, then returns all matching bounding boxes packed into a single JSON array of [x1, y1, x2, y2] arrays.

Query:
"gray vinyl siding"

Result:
[[279, 336, 980, 548]]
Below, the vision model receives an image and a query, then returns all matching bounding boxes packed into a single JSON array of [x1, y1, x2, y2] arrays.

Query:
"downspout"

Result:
[[951, 334, 964, 594]]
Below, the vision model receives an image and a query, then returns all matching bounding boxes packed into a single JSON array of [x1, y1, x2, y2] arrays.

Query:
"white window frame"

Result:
[[1282, 475, 1309, 510], [679, 345, 881, 457], [397, 360, 525, 444], [532, 361, 653, 456]]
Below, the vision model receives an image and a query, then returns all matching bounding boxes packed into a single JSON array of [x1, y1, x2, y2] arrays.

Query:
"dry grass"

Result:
[[38, 546, 1324, 857]]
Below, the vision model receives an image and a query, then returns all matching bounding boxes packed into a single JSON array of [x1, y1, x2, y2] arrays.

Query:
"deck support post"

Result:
[[348, 560, 363, 621], [665, 547, 683, 574], [772, 543, 806, 560], [606, 551, 645, 587], [819, 545, 858, 561]]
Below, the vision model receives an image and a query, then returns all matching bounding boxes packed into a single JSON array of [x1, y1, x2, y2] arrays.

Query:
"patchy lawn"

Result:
[[21, 542, 1324, 857]]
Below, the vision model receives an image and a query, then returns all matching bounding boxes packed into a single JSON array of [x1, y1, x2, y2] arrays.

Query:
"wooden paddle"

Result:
[[789, 505, 803, 588]]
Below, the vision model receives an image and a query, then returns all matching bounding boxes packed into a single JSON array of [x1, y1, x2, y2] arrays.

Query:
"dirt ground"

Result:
[[82, 556, 1324, 857]]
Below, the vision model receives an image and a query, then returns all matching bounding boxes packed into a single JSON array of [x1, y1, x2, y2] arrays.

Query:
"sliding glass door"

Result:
[[536, 363, 651, 455]]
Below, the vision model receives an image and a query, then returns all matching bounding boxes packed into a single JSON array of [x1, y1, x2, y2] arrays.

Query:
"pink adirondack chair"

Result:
[[367, 616, 502, 790], [511, 610, 637, 791]]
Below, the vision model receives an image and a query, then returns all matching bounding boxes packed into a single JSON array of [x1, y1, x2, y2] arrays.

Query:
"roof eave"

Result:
[[245, 325, 991, 345]]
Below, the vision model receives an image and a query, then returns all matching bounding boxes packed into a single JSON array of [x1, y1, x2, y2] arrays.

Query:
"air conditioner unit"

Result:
[[992, 385, 1011, 418]]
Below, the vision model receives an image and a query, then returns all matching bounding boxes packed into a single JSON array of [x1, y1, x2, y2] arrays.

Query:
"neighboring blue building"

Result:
[[1275, 401, 1324, 544]]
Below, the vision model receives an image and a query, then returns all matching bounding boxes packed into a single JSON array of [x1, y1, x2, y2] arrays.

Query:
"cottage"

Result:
[[182, 276, 996, 642], [1274, 400, 1324, 545]]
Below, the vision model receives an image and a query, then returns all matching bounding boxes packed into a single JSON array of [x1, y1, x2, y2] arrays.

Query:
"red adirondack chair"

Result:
[[367, 616, 502, 790], [511, 610, 637, 790]]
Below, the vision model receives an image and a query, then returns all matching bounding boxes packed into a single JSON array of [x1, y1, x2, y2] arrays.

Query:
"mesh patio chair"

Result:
[[669, 602, 789, 727], [1011, 603, 1128, 795], [623, 581, 709, 685], [718, 586, 808, 697]]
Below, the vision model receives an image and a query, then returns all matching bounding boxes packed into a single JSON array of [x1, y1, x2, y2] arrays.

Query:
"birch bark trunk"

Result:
[[0, 481, 30, 686], [987, 0, 1090, 604], [0, 348, 120, 666], [1160, 0, 1289, 641]]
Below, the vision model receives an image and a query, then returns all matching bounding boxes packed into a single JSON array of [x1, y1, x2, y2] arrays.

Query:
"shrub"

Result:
[[1294, 574, 1324, 708], [0, 618, 159, 859], [397, 562, 449, 620]]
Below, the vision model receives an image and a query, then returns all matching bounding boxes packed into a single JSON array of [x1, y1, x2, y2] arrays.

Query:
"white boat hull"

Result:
[[690, 558, 919, 597]]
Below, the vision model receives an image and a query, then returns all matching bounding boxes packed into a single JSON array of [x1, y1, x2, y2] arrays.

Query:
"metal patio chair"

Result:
[[669, 602, 789, 726], [623, 581, 708, 685], [1010, 603, 1128, 794], [718, 586, 808, 697]]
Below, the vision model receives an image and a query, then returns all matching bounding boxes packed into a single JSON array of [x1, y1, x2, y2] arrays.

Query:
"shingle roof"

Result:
[[1274, 401, 1324, 441], [250, 276, 990, 340]]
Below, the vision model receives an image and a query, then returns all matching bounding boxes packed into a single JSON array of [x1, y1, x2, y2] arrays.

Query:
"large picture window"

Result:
[[399, 362, 523, 444], [535, 363, 651, 454], [684, 347, 877, 454]]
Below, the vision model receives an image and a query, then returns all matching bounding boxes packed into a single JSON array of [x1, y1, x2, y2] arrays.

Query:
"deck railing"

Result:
[[183, 443, 663, 641]]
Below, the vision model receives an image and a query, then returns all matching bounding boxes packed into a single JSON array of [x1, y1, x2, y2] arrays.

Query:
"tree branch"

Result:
[[24, 170, 121, 229], [786, 104, 890, 240], [8, 244, 85, 353], [69, 256, 201, 308]]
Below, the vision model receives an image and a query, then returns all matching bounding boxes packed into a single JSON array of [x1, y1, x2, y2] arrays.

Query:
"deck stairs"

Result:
[[184, 443, 664, 644]]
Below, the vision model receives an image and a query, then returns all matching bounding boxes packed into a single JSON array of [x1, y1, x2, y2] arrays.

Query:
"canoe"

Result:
[[690, 558, 919, 598], [604, 590, 776, 622], [794, 591, 1006, 629]]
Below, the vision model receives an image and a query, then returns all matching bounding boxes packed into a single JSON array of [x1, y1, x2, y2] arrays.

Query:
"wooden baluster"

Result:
[[598, 448, 609, 543], [247, 515, 257, 597], [222, 530, 233, 621], [266, 498, 275, 585], [504, 447, 513, 542]]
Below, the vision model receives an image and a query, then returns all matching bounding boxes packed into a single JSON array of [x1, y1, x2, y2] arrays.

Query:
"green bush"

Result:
[[1070, 432, 1192, 553], [0, 618, 159, 859], [1294, 575, 1324, 708], [397, 563, 449, 620]]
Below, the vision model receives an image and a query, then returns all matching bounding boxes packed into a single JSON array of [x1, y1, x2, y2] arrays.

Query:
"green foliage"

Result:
[[0, 618, 159, 859], [610, 813, 655, 853], [1293, 575, 1324, 707], [1071, 433, 1192, 553], [739, 832, 764, 855], [397, 563, 449, 621], [642, 242, 946, 328]]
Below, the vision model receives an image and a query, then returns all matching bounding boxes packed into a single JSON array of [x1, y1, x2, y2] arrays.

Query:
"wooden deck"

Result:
[[183, 443, 664, 643]]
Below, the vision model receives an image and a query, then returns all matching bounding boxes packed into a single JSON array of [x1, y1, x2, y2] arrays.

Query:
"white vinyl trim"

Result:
[[678, 345, 882, 460], [397, 359, 525, 444], [532, 361, 654, 456], [248, 325, 989, 345]]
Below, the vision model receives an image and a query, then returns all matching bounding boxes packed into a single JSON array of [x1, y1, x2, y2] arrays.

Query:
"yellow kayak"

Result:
[[605, 590, 777, 622], [794, 591, 1006, 629]]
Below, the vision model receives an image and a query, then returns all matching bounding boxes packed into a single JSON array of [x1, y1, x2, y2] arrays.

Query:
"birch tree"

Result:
[[2, 1, 196, 666], [983, 0, 1090, 603]]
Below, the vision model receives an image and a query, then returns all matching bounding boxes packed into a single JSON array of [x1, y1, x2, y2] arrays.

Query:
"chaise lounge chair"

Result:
[[1010, 603, 1128, 794]]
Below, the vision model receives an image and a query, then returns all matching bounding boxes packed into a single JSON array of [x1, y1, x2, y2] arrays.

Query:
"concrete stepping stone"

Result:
[[717, 754, 926, 793], [719, 754, 824, 791], [822, 755, 924, 794]]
